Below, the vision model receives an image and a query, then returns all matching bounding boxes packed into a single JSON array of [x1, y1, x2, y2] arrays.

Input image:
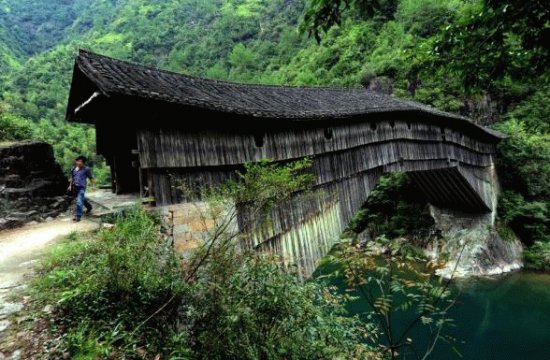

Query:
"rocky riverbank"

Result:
[[426, 206, 523, 279]]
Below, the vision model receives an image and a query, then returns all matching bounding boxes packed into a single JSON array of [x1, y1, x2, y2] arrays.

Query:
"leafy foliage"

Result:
[[505, 87, 550, 134], [30, 161, 376, 359], [185, 250, 370, 359], [347, 172, 435, 243], [225, 158, 315, 210], [495, 116, 550, 252], [320, 236, 457, 359], [0, 106, 33, 141], [302, 0, 399, 41], [431, 0, 549, 93], [496, 120, 550, 200], [524, 242, 550, 271], [31, 207, 186, 358]]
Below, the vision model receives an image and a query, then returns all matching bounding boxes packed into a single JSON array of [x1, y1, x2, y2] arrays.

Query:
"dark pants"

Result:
[[74, 186, 92, 219]]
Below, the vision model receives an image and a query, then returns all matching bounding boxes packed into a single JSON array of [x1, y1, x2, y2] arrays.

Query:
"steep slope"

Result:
[[0, 0, 97, 56], [1, 0, 307, 121], [0, 28, 20, 73]]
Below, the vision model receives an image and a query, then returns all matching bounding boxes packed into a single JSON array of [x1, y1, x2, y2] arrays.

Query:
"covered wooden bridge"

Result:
[[66, 50, 505, 275]]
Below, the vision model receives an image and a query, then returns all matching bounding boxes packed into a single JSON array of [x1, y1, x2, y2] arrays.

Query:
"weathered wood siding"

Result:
[[137, 120, 495, 169], [134, 118, 499, 276], [136, 119, 495, 210]]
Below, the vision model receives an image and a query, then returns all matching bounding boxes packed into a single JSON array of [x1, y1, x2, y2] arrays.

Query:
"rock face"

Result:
[[426, 206, 523, 278], [424, 164, 523, 278], [0, 141, 71, 230]]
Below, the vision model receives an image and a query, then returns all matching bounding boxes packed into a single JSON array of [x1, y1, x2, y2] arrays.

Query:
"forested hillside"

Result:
[[0, 0, 548, 265], [0, 0, 94, 55]]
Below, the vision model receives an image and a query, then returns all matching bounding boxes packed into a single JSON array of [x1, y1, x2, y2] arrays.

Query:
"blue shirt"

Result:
[[71, 166, 93, 189]]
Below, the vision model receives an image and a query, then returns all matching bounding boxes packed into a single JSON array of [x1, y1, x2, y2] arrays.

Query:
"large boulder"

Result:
[[0, 141, 71, 230], [426, 206, 523, 278]]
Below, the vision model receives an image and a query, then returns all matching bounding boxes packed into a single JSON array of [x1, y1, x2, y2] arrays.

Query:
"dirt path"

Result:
[[0, 217, 99, 353]]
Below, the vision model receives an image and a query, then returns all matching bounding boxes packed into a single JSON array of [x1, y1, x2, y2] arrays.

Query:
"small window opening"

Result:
[[406, 121, 412, 130], [389, 120, 395, 128], [324, 127, 333, 140], [254, 132, 265, 147], [370, 122, 377, 131]]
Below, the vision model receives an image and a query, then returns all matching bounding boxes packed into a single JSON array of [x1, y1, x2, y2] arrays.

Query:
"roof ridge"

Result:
[[78, 49, 376, 93]]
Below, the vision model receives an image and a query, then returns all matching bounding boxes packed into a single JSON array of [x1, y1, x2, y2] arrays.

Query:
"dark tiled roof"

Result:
[[67, 49, 504, 139]]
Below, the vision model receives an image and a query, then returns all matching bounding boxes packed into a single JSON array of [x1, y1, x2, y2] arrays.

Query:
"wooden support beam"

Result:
[[74, 91, 101, 115]]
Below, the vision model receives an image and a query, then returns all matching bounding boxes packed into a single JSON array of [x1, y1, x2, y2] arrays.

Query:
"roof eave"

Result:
[[65, 50, 506, 142], [65, 52, 112, 123]]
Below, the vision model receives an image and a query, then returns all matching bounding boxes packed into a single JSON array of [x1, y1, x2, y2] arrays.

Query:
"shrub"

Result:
[[496, 120, 550, 200], [524, 242, 550, 271], [496, 119, 550, 249], [0, 110, 33, 141], [498, 191, 549, 246], [347, 172, 434, 243], [506, 87, 550, 133], [30, 161, 375, 359], [184, 250, 371, 359]]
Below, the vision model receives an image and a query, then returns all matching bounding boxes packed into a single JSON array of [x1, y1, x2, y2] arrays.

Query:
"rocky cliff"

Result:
[[0, 141, 71, 230]]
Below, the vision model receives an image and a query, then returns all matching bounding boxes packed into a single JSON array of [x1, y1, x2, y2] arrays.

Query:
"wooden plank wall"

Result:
[[137, 120, 495, 169], [137, 120, 495, 204], [137, 118, 499, 273]]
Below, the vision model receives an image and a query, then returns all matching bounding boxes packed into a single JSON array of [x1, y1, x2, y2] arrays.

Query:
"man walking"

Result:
[[68, 156, 95, 222]]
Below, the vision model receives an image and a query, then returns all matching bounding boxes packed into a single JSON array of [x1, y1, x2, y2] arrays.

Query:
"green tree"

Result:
[[302, 0, 399, 42], [0, 105, 32, 141], [228, 43, 259, 80]]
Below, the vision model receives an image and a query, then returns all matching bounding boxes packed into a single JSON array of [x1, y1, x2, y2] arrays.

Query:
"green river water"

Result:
[[442, 272, 550, 360], [318, 268, 550, 359]]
